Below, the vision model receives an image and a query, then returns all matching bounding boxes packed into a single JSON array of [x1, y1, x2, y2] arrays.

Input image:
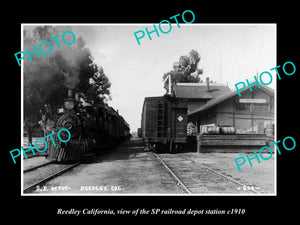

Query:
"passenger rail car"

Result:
[[141, 95, 188, 153]]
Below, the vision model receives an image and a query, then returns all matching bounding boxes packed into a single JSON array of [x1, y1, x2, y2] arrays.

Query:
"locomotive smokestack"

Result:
[[68, 89, 75, 99]]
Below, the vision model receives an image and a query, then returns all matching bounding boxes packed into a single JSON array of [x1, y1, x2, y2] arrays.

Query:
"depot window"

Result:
[[236, 102, 270, 112], [253, 103, 270, 112], [236, 103, 251, 111]]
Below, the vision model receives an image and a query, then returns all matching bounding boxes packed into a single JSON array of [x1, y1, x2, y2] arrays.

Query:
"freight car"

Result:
[[46, 89, 130, 162], [141, 95, 188, 153]]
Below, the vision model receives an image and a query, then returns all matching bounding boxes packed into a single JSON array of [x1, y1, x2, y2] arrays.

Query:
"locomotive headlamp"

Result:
[[64, 100, 75, 110]]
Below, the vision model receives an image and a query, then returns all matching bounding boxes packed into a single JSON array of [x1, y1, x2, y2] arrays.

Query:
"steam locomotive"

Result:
[[46, 89, 130, 162]]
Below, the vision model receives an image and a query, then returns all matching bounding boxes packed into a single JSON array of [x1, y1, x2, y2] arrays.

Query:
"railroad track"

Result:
[[23, 161, 55, 173], [23, 162, 81, 193], [154, 153, 262, 195]]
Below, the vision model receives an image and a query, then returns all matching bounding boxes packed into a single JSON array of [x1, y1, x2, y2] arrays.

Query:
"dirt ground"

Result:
[[23, 156, 50, 171], [24, 140, 275, 195], [30, 140, 185, 195], [179, 152, 275, 194]]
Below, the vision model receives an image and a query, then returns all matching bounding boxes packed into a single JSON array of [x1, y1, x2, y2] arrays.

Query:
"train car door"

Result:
[[173, 107, 187, 139]]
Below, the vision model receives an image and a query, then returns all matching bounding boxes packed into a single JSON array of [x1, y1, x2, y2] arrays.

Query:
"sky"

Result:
[[24, 24, 276, 132]]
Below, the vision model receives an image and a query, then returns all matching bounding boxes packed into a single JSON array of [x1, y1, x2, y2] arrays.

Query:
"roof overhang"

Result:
[[188, 85, 274, 116]]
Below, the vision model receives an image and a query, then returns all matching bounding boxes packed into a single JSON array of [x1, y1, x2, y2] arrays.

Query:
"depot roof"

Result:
[[188, 85, 274, 116], [174, 83, 232, 99]]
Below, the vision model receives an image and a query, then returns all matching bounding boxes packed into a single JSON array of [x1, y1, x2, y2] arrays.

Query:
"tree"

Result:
[[23, 26, 111, 123], [162, 49, 203, 92], [87, 64, 111, 104]]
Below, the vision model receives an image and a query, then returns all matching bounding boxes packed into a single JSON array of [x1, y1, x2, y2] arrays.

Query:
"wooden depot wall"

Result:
[[191, 88, 274, 134]]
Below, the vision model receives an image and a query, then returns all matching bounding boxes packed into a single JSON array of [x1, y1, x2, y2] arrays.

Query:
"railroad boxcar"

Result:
[[141, 95, 188, 153]]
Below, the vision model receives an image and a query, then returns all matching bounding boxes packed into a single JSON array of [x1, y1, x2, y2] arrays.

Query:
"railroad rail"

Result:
[[153, 153, 192, 194], [23, 162, 81, 193], [154, 153, 262, 195], [24, 161, 55, 173]]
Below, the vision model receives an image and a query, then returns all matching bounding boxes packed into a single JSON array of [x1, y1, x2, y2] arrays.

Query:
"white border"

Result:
[[20, 23, 277, 196]]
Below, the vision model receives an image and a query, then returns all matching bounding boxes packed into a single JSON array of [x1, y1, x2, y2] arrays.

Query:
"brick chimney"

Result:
[[206, 77, 210, 91]]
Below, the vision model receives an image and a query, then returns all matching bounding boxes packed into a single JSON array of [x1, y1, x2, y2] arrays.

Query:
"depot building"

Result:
[[173, 78, 275, 152]]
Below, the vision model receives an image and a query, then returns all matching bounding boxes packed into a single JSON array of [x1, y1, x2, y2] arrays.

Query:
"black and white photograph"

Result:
[[4, 3, 299, 220], [21, 24, 276, 196]]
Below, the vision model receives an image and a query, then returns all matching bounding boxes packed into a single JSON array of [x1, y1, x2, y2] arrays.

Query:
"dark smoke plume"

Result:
[[23, 26, 111, 121]]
